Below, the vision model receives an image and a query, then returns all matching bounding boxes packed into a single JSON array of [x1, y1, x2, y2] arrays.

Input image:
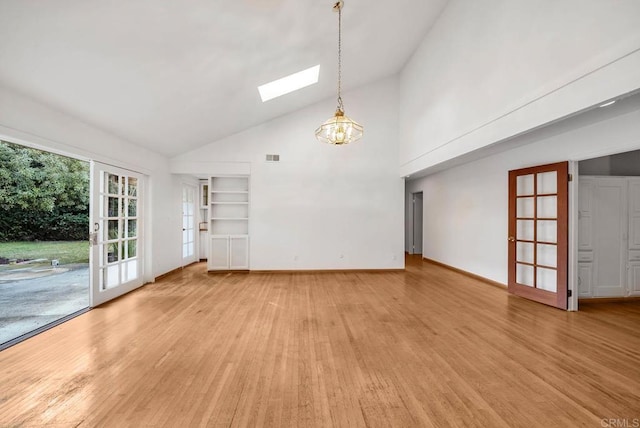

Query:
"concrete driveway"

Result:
[[0, 265, 89, 345]]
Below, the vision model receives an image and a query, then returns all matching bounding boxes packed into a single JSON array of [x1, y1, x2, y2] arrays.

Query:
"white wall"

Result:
[[171, 77, 405, 270], [0, 85, 182, 280], [406, 94, 640, 284], [399, 0, 640, 176]]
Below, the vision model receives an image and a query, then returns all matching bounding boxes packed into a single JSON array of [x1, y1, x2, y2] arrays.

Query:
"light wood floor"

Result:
[[1, 256, 639, 427]]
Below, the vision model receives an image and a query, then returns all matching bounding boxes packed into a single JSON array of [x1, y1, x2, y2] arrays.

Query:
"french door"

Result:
[[508, 161, 569, 309], [182, 184, 197, 265], [90, 162, 144, 307]]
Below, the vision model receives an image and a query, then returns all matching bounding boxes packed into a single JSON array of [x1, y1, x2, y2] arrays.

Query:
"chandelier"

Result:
[[315, 1, 363, 145]]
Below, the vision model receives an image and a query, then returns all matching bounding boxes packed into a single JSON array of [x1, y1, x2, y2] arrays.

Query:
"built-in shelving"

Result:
[[207, 176, 249, 270]]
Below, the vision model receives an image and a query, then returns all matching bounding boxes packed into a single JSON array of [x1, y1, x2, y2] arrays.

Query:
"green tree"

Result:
[[0, 141, 89, 241]]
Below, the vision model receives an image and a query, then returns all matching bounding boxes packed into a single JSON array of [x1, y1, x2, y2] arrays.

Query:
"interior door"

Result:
[[90, 162, 144, 307], [182, 184, 197, 266], [508, 161, 568, 309]]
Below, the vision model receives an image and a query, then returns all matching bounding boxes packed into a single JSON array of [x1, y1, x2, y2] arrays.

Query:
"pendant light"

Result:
[[315, 1, 363, 145]]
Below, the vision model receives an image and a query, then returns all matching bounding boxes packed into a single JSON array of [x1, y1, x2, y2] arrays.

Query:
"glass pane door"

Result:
[[182, 184, 197, 264], [90, 162, 144, 307], [509, 162, 568, 309]]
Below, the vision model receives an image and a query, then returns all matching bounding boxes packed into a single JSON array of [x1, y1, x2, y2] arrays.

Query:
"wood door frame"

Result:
[[508, 161, 569, 309]]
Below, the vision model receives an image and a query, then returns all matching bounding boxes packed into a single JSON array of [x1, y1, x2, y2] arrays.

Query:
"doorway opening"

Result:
[[577, 149, 640, 301], [0, 140, 90, 349], [412, 192, 424, 255]]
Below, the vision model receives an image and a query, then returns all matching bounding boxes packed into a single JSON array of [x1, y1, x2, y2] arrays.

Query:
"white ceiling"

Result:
[[0, 0, 449, 157]]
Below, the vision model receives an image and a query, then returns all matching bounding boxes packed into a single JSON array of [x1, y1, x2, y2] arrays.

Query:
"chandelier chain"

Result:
[[337, 3, 343, 111]]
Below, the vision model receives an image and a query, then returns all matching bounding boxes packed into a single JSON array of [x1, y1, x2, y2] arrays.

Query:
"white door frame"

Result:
[[568, 160, 578, 311]]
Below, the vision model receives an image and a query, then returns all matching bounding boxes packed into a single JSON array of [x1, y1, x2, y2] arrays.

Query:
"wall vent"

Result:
[[266, 154, 280, 162]]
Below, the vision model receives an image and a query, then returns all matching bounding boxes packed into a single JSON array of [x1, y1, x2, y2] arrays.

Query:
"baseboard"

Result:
[[579, 296, 640, 304], [249, 269, 405, 274], [207, 270, 250, 274], [154, 261, 201, 281], [422, 257, 507, 289]]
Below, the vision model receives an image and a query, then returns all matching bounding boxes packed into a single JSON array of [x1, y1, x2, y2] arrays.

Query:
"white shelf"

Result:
[[211, 217, 249, 221], [211, 202, 249, 205]]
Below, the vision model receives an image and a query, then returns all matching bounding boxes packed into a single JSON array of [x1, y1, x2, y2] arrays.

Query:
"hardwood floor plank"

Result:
[[1, 257, 640, 427]]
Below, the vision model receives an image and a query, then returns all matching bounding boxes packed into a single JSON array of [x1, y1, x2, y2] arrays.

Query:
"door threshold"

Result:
[[0, 307, 90, 352]]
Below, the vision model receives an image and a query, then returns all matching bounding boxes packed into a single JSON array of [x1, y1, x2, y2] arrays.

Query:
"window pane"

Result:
[[537, 171, 557, 194], [537, 220, 557, 243], [127, 239, 137, 258], [107, 173, 119, 194], [128, 220, 137, 238], [517, 264, 534, 287], [108, 197, 119, 217], [537, 244, 557, 268], [517, 174, 534, 196], [537, 267, 557, 292], [108, 220, 119, 240], [128, 177, 138, 197], [537, 196, 557, 218], [517, 220, 534, 241], [517, 197, 534, 218], [128, 200, 137, 217], [107, 242, 119, 263], [517, 242, 534, 264]]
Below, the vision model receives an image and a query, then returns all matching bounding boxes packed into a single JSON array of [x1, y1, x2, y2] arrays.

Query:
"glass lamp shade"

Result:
[[315, 109, 363, 145]]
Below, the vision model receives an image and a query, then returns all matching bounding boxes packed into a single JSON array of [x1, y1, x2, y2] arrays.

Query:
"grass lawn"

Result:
[[0, 241, 89, 265]]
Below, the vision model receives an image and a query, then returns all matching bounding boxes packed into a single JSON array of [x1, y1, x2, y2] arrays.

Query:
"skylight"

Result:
[[258, 65, 320, 102]]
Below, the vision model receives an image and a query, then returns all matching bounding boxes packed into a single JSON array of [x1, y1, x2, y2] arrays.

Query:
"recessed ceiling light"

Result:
[[258, 65, 320, 102], [599, 100, 616, 108]]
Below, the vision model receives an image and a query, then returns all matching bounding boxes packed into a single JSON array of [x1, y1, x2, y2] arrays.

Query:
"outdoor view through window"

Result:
[[0, 140, 90, 348]]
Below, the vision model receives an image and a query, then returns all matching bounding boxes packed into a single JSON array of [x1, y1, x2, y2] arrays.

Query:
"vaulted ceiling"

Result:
[[0, 0, 449, 156]]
